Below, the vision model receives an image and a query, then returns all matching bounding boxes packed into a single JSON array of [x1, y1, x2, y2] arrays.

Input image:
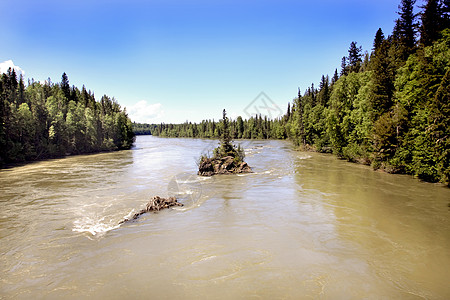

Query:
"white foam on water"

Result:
[[197, 176, 212, 181], [72, 216, 120, 236], [175, 190, 195, 195], [298, 155, 312, 160], [175, 179, 199, 184], [122, 209, 137, 220], [237, 173, 255, 177]]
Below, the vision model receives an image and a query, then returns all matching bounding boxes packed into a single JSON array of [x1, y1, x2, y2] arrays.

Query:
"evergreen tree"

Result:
[[6, 68, 18, 106], [340, 56, 349, 76], [220, 109, 232, 149], [370, 39, 395, 120], [373, 28, 385, 51], [332, 69, 339, 85], [70, 85, 78, 102], [394, 0, 418, 59], [348, 41, 363, 73], [420, 0, 443, 46], [318, 75, 330, 106], [17, 74, 25, 105], [61, 72, 70, 101], [310, 83, 316, 104], [286, 102, 291, 120], [236, 116, 244, 138]]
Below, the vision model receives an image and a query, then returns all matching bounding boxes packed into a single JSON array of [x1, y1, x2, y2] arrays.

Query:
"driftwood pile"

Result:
[[119, 196, 183, 224]]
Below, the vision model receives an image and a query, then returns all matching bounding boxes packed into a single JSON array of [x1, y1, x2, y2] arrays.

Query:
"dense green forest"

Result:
[[0, 72, 135, 165], [149, 115, 287, 139], [148, 0, 450, 185], [132, 122, 156, 135]]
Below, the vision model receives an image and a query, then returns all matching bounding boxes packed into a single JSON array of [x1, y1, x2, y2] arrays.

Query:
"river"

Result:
[[1, 135, 449, 299]]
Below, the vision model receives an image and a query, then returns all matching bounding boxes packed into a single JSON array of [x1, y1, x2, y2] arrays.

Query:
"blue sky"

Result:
[[1, 0, 402, 123]]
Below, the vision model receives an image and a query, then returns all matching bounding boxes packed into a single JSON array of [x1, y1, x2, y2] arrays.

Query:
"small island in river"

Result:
[[198, 109, 252, 176]]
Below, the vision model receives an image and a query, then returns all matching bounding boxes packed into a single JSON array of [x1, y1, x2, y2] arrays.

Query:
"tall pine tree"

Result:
[[348, 41, 363, 73], [61, 72, 70, 101], [394, 0, 418, 60], [373, 28, 385, 51], [420, 0, 442, 46]]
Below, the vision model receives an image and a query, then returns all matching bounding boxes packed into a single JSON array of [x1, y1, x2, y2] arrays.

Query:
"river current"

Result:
[[1, 136, 449, 299]]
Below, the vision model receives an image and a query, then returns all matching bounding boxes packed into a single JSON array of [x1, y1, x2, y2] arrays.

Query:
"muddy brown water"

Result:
[[1, 136, 449, 299]]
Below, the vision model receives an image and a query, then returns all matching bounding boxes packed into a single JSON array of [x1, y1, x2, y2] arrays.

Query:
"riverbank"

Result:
[[296, 143, 450, 188], [0, 148, 134, 170]]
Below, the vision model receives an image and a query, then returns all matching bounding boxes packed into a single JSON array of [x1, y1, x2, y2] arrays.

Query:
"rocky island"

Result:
[[198, 109, 252, 176]]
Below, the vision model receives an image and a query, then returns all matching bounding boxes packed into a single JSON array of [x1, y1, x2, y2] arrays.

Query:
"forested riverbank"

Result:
[[147, 1, 450, 185], [0, 72, 135, 165], [1, 0, 448, 184]]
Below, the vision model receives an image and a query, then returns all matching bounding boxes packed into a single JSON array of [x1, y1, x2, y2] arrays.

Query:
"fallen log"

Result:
[[119, 196, 183, 224]]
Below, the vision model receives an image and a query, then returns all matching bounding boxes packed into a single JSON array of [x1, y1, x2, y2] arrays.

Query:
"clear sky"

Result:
[[1, 0, 403, 123]]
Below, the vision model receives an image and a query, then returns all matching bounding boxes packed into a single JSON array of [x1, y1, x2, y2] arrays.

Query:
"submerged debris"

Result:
[[119, 196, 183, 224]]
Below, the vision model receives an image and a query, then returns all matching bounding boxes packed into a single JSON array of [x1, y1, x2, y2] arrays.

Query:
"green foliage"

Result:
[[150, 113, 283, 141], [283, 20, 448, 185], [0, 72, 135, 165], [132, 122, 155, 135], [118, 2, 450, 185]]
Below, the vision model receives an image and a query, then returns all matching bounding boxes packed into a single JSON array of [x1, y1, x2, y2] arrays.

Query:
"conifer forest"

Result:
[[144, 0, 450, 185]]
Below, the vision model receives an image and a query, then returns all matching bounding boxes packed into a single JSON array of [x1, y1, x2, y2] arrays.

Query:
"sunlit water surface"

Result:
[[1, 136, 449, 299]]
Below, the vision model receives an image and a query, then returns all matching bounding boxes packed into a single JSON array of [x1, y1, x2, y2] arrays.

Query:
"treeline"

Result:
[[150, 116, 288, 139], [0, 72, 135, 165], [147, 0, 450, 185], [132, 122, 156, 135]]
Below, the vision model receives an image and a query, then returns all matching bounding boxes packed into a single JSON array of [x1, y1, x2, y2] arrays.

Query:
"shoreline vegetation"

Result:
[[0, 72, 135, 167], [2, 1, 449, 186], [136, 1, 450, 186]]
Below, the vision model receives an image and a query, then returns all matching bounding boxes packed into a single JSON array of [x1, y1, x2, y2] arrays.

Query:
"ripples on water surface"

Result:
[[1, 136, 449, 299]]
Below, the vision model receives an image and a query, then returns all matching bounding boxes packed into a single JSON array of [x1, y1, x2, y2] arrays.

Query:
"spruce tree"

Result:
[[340, 57, 349, 76], [373, 28, 385, 51], [348, 41, 363, 73], [6, 68, 18, 106], [61, 72, 70, 101], [17, 74, 25, 105], [370, 39, 395, 120], [318, 75, 330, 106], [394, 0, 418, 59], [219, 109, 232, 153], [332, 69, 339, 85], [420, 0, 442, 46], [286, 102, 291, 120]]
